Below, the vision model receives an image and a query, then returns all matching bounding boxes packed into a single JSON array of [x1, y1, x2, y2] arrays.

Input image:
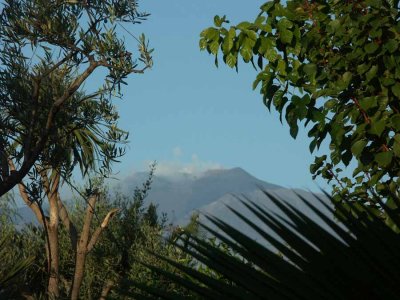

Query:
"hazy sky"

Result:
[[90, 0, 331, 191]]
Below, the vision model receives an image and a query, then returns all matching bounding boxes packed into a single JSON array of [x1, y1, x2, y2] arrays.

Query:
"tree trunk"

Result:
[[69, 194, 119, 300], [70, 195, 97, 300], [43, 169, 60, 299], [70, 248, 86, 300], [47, 223, 59, 299]]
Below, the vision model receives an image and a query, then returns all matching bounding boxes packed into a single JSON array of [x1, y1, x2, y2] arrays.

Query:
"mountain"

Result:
[[118, 167, 285, 224], [10, 167, 333, 241], [119, 167, 331, 227]]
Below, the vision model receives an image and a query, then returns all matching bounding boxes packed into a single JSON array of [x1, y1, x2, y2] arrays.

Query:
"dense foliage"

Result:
[[199, 0, 400, 207]]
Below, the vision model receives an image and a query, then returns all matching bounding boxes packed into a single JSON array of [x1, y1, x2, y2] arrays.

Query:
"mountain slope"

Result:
[[119, 167, 284, 223]]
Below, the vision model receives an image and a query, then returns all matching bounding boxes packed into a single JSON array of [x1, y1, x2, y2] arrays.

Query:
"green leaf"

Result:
[[366, 65, 378, 82], [202, 28, 220, 41], [266, 48, 278, 62], [222, 28, 235, 53], [225, 53, 237, 68], [303, 63, 317, 77], [357, 63, 370, 75], [289, 123, 299, 139], [277, 59, 287, 76], [209, 41, 220, 55], [351, 140, 367, 157], [381, 77, 395, 86], [240, 45, 253, 62], [199, 38, 207, 50], [280, 29, 293, 44], [259, 23, 272, 33], [214, 15, 227, 27], [375, 151, 393, 167], [277, 18, 293, 30], [342, 72, 352, 85], [369, 119, 387, 136], [328, 19, 341, 32], [358, 96, 378, 111], [236, 21, 252, 30], [393, 136, 400, 156], [324, 99, 337, 109], [384, 39, 398, 53], [309, 139, 318, 153], [260, 2, 275, 12], [392, 83, 400, 98], [390, 114, 400, 131]]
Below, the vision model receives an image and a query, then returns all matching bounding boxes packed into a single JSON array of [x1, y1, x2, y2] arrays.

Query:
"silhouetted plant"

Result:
[[134, 191, 400, 300]]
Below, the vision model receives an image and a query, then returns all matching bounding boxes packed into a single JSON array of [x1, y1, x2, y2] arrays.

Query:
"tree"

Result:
[[0, 0, 153, 196], [135, 191, 400, 300], [8, 83, 129, 298], [198, 0, 400, 209], [0, 1, 153, 297]]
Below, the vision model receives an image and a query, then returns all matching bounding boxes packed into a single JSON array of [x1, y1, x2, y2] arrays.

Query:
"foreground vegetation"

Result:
[[0, 169, 197, 298], [3, 185, 400, 299]]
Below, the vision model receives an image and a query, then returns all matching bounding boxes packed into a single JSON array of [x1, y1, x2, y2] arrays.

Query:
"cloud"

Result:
[[137, 147, 224, 178], [173, 146, 183, 158]]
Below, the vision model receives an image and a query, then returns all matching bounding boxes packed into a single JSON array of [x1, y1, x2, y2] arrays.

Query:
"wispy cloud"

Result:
[[140, 147, 224, 177]]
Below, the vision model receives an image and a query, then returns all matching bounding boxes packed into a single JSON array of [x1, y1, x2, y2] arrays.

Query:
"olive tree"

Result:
[[199, 0, 400, 210], [0, 0, 153, 298], [0, 0, 153, 196]]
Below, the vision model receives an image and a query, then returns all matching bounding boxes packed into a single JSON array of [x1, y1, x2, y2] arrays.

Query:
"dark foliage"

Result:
[[135, 191, 400, 300]]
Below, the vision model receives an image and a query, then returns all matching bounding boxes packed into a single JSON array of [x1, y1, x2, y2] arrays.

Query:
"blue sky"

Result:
[[94, 0, 330, 191]]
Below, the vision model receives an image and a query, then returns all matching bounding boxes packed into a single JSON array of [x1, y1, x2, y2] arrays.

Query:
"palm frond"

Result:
[[133, 191, 400, 300]]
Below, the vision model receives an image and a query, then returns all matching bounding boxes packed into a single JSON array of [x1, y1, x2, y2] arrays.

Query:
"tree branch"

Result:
[[87, 208, 119, 252], [9, 160, 46, 226], [57, 192, 78, 251], [81, 194, 98, 250], [99, 279, 114, 300]]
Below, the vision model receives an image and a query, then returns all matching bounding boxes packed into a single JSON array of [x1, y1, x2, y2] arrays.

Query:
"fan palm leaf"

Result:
[[133, 191, 400, 300]]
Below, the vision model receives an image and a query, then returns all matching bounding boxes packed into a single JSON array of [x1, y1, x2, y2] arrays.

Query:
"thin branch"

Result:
[[39, 51, 78, 80], [351, 96, 371, 124], [98, 59, 149, 74]]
